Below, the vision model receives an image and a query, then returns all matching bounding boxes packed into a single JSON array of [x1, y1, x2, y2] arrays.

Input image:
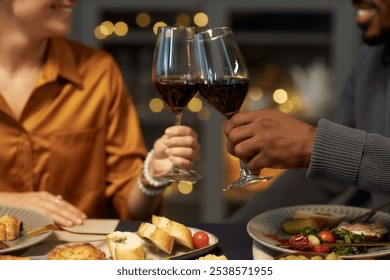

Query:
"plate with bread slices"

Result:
[[247, 204, 390, 259], [106, 215, 218, 260], [0, 205, 53, 254]]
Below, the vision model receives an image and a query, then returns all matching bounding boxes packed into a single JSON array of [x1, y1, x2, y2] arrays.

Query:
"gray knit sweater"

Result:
[[307, 44, 390, 197]]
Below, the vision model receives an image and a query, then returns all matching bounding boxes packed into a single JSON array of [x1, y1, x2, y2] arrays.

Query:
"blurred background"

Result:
[[69, 0, 361, 223]]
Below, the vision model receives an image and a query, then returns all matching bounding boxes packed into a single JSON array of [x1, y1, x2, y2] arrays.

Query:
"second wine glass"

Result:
[[195, 27, 272, 191], [152, 26, 202, 182]]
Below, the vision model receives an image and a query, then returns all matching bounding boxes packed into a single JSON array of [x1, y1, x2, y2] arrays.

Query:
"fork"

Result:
[[26, 224, 109, 238]]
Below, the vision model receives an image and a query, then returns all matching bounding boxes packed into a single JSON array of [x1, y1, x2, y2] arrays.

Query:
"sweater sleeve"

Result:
[[307, 119, 390, 196]]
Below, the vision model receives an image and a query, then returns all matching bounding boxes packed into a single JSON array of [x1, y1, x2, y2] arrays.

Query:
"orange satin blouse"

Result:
[[0, 37, 147, 219]]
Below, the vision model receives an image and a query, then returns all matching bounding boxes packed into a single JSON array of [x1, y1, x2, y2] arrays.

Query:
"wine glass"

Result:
[[195, 27, 272, 191], [152, 26, 202, 182]]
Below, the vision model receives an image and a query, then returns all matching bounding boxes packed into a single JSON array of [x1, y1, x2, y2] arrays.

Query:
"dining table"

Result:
[[12, 219, 278, 260], [9, 218, 390, 260]]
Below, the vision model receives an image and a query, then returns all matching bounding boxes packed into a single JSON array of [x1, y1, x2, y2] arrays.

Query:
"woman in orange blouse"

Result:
[[0, 0, 200, 226]]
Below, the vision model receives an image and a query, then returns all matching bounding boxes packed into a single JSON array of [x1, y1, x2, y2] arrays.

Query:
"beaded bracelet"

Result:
[[143, 149, 170, 187], [137, 176, 166, 196]]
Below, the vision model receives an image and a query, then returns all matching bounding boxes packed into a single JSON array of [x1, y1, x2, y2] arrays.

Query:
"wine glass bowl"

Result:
[[195, 27, 272, 190], [152, 26, 202, 182]]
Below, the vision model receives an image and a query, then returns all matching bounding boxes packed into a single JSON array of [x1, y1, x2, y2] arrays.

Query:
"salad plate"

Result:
[[247, 204, 390, 259]]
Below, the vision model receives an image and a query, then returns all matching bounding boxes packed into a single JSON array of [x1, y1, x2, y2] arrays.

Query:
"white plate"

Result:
[[247, 204, 390, 259], [0, 206, 53, 254], [142, 227, 218, 260]]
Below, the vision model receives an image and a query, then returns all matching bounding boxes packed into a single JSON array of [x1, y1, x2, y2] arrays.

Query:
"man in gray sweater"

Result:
[[226, 0, 390, 223]]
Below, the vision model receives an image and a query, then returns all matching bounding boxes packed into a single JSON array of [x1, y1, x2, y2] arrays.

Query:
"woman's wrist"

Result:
[[137, 149, 171, 196], [142, 149, 170, 187], [137, 176, 166, 196]]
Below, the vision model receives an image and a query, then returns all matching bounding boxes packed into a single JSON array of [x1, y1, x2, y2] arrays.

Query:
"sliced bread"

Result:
[[137, 222, 174, 254], [152, 215, 194, 250], [293, 210, 345, 228], [106, 231, 145, 260]]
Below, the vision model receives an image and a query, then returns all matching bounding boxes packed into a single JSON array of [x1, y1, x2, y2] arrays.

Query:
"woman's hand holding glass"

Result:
[[151, 26, 202, 182], [148, 125, 200, 179]]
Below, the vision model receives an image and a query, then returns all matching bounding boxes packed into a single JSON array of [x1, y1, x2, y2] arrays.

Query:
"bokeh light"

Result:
[[149, 98, 165, 112], [197, 107, 211, 121], [114, 21, 128, 36], [273, 89, 288, 104], [178, 181, 193, 195], [136, 13, 151, 28], [187, 96, 203, 112], [94, 26, 107, 40], [193, 12, 208, 27], [278, 99, 294, 113], [176, 13, 192, 26], [153, 21, 167, 35], [248, 86, 263, 101], [100, 21, 114, 36]]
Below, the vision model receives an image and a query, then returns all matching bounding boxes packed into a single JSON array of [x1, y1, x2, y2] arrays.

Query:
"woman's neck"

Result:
[[0, 26, 49, 119], [0, 32, 48, 75]]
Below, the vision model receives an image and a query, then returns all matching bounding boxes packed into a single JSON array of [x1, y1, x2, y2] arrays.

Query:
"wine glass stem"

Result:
[[240, 160, 255, 176], [174, 111, 183, 126]]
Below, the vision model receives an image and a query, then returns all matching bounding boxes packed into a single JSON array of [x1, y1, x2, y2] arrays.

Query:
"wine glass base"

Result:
[[160, 167, 202, 183], [222, 175, 273, 191]]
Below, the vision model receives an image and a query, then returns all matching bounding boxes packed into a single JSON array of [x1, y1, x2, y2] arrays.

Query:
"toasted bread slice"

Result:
[[0, 255, 33, 260], [197, 254, 228, 260], [0, 215, 21, 241], [152, 215, 194, 250], [46, 243, 107, 260], [106, 231, 145, 260], [293, 210, 345, 228], [137, 222, 174, 254]]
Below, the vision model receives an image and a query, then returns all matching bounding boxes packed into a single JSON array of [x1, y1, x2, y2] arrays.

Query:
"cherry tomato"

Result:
[[312, 244, 330, 253], [317, 230, 335, 243], [192, 231, 209, 249]]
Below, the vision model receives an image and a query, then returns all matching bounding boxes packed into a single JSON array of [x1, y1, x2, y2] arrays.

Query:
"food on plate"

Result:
[[293, 210, 345, 228], [276, 252, 342, 260], [0, 241, 9, 250], [281, 218, 320, 234], [192, 230, 209, 249], [46, 243, 107, 260], [0, 255, 33, 260], [336, 221, 389, 242], [137, 222, 174, 254], [317, 230, 336, 243], [105, 216, 214, 259], [197, 254, 227, 260], [106, 231, 145, 260], [152, 215, 194, 249], [0, 215, 21, 241], [278, 225, 368, 255]]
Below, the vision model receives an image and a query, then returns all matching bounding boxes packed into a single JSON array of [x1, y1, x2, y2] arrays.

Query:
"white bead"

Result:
[[137, 176, 166, 196], [143, 149, 170, 187]]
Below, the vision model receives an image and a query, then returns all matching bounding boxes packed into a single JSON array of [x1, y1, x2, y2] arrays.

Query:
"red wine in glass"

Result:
[[195, 27, 272, 191], [198, 77, 248, 120], [152, 26, 202, 182], [153, 77, 199, 118]]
